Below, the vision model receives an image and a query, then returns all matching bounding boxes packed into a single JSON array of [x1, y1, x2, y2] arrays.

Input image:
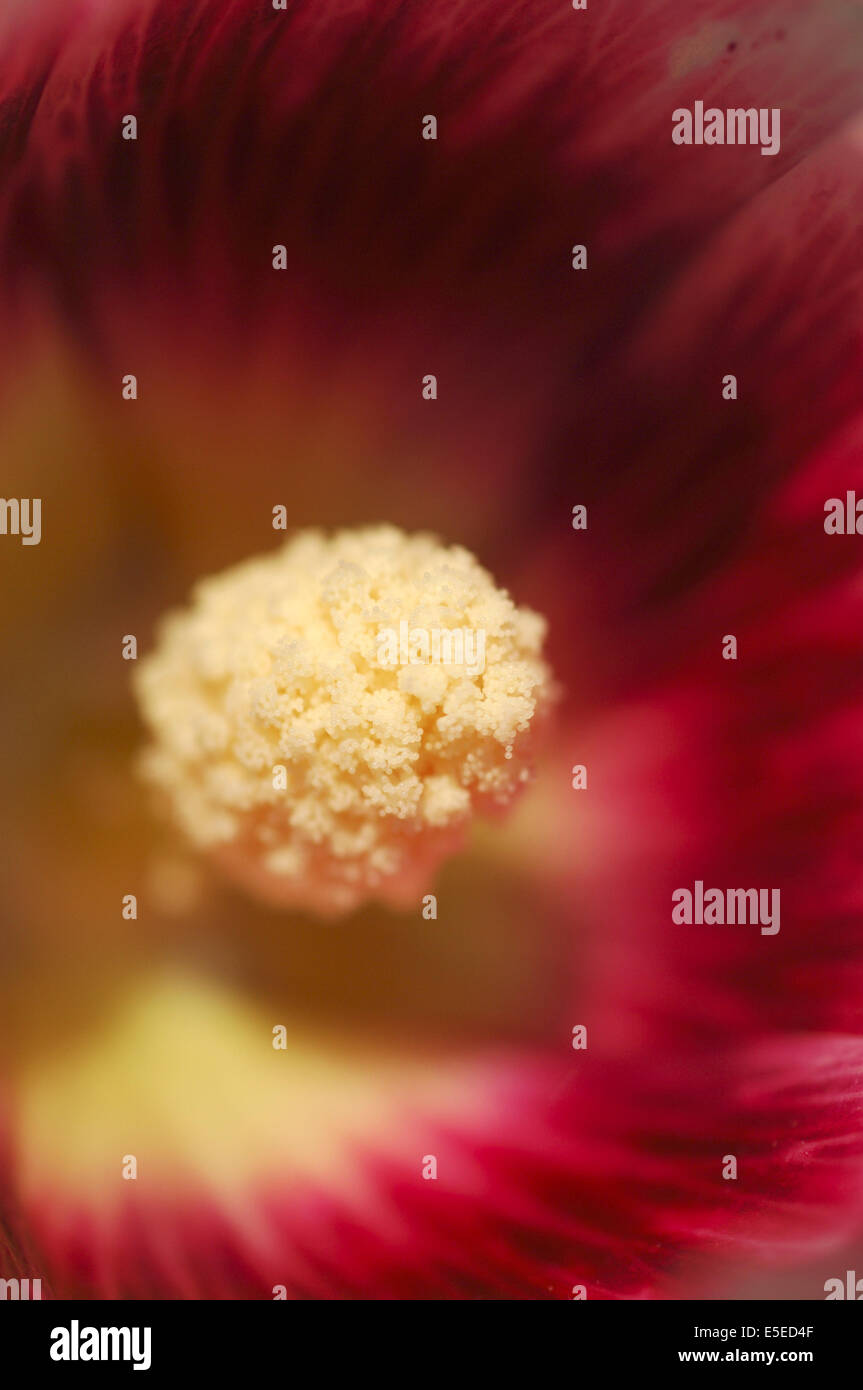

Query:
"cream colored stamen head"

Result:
[[134, 526, 553, 916]]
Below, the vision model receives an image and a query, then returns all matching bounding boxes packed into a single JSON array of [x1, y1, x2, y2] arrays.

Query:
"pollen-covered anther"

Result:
[[134, 526, 553, 915]]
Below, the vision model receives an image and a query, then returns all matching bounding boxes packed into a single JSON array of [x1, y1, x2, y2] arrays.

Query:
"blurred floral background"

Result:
[[2, 0, 863, 1298]]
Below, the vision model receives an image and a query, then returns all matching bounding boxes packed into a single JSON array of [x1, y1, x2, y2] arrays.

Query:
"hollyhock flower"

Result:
[[1, 0, 863, 1300]]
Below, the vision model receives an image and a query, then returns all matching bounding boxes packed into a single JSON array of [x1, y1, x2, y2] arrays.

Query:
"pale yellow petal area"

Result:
[[13, 970, 505, 1216]]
